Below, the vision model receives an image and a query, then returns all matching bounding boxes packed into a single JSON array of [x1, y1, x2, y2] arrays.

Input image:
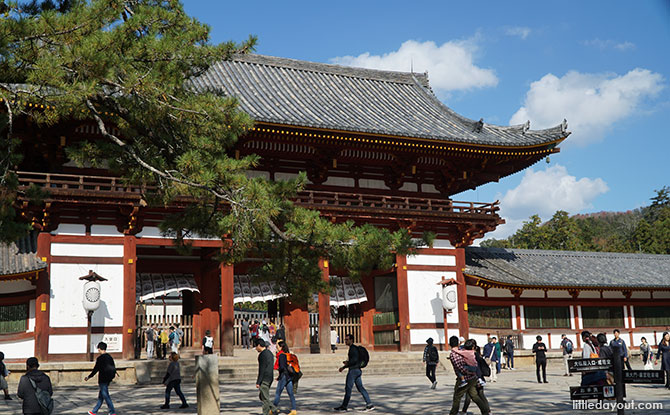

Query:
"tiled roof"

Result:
[[0, 233, 46, 277], [465, 247, 670, 288], [190, 54, 569, 147]]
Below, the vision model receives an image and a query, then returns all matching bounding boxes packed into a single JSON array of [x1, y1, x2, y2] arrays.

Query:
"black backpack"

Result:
[[357, 345, 369, 368], [429, 346, 439, 363], [476, 354, 490, 377], [29, 378, 53, 415]]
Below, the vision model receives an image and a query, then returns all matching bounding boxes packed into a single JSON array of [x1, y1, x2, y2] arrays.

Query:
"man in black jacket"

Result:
[[85, 342, 117, 415], [17, 357, 52, 415], [334, 334, 374, 412], [255, 339, 278, 415], [532, 336, 548, 384]]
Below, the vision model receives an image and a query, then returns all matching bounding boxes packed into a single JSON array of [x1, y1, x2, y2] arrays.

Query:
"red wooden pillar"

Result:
[[199, 261, 220, 351], [318, 259, 331, 354], [455, 248, 470, 339], [35, 232, 51, 362], [122, 235, 137, 360], [220, 263, 234, 356], [192, 267, 203, 350], [359, 274, 375, 349], [395, 253, 410, 352], [283, 300, 310, 354]]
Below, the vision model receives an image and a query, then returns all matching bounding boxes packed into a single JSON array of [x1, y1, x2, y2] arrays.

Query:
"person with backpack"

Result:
[[422, 337, 439, 389], [503, 336, 515, 370], [17, 357, 53, 415], [85, 342, 118, 415], [560, 334, 574, 376], [0, 351, 11, 400], [447, 336, 490, 415], [169, 326, 180, 354], [334, 334, 374, 412], [462, 340, 491, 415], [272, 342, 297, 415], [202, 329, 214, 354], [161, 352, 189, 409]]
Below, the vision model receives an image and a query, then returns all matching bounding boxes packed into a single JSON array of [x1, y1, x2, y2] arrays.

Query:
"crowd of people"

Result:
[[143, 322, 184, 359], [2, 328, 669, 414]]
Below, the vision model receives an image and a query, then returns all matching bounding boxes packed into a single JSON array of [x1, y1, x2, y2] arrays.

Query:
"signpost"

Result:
[[570, 385, 615, 400], [568, 357, 613, 372], [568, 344, 625, 415], [623, 370, 665, 384]]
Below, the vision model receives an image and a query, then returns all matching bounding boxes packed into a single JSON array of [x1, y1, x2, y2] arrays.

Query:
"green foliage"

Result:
[[482, 187, 670, 254], [0, 0, 429, 301]]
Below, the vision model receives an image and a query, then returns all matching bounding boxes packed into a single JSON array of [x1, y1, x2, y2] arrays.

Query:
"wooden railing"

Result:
[[308, 312, 361, 345], [15, 171, 500, 217], [135, 314, 193, 349]]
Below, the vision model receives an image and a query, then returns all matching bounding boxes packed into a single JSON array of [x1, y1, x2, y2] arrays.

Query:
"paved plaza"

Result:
[[2, 365, 669, 414]]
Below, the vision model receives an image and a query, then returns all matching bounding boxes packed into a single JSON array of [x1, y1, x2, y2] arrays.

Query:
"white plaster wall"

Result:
[[520, 289, 544, 298], [0, 339, 34, 359], [579, 291, 600, 299], [359, 179, 388, 190], [486, 288, 513, 298], [447, 329, 461, 341], [631, 291, 650, 299], [632, 332, 655, 347], [630, 305, 636, 329], [519, 305, 526, 330], [469, 333, 489, 347], [623, 306, 629, 329], [49, 263, 124, 328], [570, 306, 576, 330], [275, 172, 299, 181], [511, 306, 517, 330], [407, 270, 455, 324], [406, 254, 455, 267], [51, 243, 124, 257], [135, 226, 163, 238], [603, 291, 624, 299], [399, 182, 418, 192], [654, 292, 670, 299], [466, 286, 485, 297], [323, 176, 355, 187], [52, 223, 86, 235], [0, 279, 34, 294], [49, 334, 87, 354], [28, 299, 35, 332], [577, 306, 583, 330], [422, 184, 440, 193], [432, 239, 453, 249], [410, 328, 444, 345], [522, 334, 540, 349], [145, 305, 183, 317], [90, 225, 122, 237], [547, 291, 572, 299]]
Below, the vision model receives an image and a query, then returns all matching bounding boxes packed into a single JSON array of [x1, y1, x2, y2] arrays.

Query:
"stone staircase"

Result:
[[136, 349, 454, 384]]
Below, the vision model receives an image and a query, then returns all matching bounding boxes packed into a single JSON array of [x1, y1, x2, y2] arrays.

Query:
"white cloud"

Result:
[[505, 26, 531, 40], [510, 68, 664, 145], [486, 165, 609, 239], [583, 38, 636, 51], [330, 39, 498, 97]]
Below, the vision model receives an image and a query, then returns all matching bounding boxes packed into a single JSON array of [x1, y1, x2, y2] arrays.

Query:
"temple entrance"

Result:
[[372, 273, 399, 348]]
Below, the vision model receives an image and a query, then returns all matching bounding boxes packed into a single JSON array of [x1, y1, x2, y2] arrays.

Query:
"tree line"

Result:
[[481, 186, 670, 254]]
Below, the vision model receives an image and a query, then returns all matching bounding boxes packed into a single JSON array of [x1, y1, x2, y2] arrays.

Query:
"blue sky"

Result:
[[184, 1, 670, 238]]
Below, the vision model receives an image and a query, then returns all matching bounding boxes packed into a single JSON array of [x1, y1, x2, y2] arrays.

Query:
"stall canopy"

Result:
[[234, 275, 287, 304], [136, 273, 200, 302], [328, 276, 368, 307]]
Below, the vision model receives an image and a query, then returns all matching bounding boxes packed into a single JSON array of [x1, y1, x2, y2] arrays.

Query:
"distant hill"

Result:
[[481, 186, 669, 254]]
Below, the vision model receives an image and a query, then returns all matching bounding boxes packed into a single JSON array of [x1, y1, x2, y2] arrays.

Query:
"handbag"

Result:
[[644, 359, 654, 370]]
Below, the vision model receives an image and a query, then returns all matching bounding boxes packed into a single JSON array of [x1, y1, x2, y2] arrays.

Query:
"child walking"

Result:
[[161, 352, 189, 409], [0, 352, 11, 400]]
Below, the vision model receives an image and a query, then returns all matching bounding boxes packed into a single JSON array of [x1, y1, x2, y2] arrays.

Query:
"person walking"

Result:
[[241, 318, 251, 350], [251, 320, 260, 342], [532, 335, 548, 384], [161, 352, 189, 409], [145, 323, 156, 359], [168, 326, 180, 354], [0, 352, 11, 400], [482, 338, 498, 382], [334, 334, 374, 412], [255, 339, 279, 415], [17, 357, 52, 415], [423, 337, 439, 389], [276, 324, 286, 343], [202, 330, 214, 355], [85, 342, 117, 415], [610, 329, 632, 370], [655, 332, 670, 389], [155, 326, 164, 360], [504, 335, 515, 370], [175, 323, 184, 352], [330, 327, 338, 353], [493, 337, 502, 374], [273, 342, 297, 415], [447, 336, 490, 415], [640, 337, 654, 369], [462, 340, 491, 415], [560, 334, 574, 376]]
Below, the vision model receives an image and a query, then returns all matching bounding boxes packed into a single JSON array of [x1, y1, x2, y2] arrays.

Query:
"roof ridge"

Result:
[[232, 53, 427, 86]]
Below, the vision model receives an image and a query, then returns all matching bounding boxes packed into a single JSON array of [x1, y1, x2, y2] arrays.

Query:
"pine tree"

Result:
[[0, 0, 430, 300]]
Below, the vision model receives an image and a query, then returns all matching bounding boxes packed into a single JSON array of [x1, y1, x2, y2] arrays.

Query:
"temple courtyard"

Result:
[[2, 366, 668, 414]]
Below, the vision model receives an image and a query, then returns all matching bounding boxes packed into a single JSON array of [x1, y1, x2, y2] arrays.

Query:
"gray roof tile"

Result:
[[465, 247, 670, 288], [0, 234, 46, 277], [190, 54, 568, 147]]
